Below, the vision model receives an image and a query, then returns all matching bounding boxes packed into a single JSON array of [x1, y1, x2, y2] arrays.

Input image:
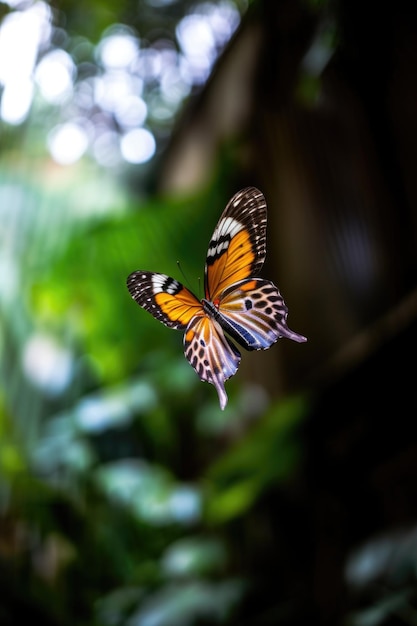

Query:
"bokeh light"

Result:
[[35, 48, 75, 103], [0, 78, 34, 125], [120, 127, 156, 163], [22, 333, 74, 396], [47, 122, 89, 165], [0, 0, 241, 166], [98, 28, 139, 69]]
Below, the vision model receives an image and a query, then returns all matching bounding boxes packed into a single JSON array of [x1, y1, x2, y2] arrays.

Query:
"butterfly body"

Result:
[[127, 187, 307, 410]]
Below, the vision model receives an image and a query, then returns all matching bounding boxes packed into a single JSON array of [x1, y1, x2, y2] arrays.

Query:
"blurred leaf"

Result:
[[126, 579, 244, 626], [29, 184, 223, 387], [205, 394, 309, 523], [95, 459, 202, 526], [346, 589, 414, 626], [161, 536, 227, 578], [95, 586, 145, 626]]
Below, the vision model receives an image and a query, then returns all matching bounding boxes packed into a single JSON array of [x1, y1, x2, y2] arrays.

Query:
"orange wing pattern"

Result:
[[127, 188, 307, 410], [184, 315, 241, 411], [127, 271, 202, 330], [204, 187, 267, 301]]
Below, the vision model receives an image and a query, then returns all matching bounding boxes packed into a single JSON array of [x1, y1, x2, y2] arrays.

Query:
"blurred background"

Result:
[[1, 0, 417, 624]]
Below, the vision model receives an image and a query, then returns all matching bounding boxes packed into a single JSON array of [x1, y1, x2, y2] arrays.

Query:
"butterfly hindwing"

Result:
[[204, 187, 267, 301], [184, 315, 241, 410], [216, 278, 307, 351], [127, 271, 202, 330]]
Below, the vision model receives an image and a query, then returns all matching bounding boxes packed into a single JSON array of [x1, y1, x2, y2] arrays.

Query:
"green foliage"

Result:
[[29, 182, 224, 382], [0, 161, 310, 624], [205, 395, 307, 524], [2, 0, 416, 623]]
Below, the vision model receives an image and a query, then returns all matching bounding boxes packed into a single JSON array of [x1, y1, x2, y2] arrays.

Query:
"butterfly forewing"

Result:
[[204, 187, 267, 301], [184, 315, 241, 410], [127, 271, 202, 329]]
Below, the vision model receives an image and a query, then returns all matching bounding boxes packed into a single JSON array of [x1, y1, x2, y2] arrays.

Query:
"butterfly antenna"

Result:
[[177, 260, 202, 298], [176, 260, 191, 288]]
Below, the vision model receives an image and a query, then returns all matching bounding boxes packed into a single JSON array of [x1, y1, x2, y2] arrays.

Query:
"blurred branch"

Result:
[[308, 286, 417, 388]]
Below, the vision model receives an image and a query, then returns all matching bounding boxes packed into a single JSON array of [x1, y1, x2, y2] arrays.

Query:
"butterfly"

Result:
[[127, 187, 307, 410]]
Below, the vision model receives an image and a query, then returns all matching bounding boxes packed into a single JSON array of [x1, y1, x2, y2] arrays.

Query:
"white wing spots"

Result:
[[151, 274, 180, 294], [166, 281, 179, 295], [207, 217, 243, 258], [212, 239, 228, 255], [219, 216, 243, 238], [151, 274, 165, 292]]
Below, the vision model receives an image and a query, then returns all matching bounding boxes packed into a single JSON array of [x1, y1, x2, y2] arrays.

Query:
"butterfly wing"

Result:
[[127, 271, 202, 329], [184, 315, 241, 410], [127, 271, 240, 409], [205, 187, 267, 301], [217, 278, 308, 351], [127, 188, 307, 411]]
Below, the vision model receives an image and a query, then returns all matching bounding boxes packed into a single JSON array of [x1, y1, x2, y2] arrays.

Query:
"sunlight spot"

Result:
[[120, 127, 156, 163], [47, 122, 89, 165], [169, 485, 201, 524], [75, 381, 157, 432], [134, 47, 162, 80], [175, 1, 240, 84], [114, 94, 147, 127], [177, 14, 215, 59], [204, 1, 241, 46], [0, 2, 52, 86], [22, 333, 73, 396], [76, 395, 131, 432], [176, 14, 215, 83], [94, 71, 142, 113], [98, 29, 139, 69], [3, 0, 28, 6], [35, 48, 75, 103], [0, 79, 34, 124]]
